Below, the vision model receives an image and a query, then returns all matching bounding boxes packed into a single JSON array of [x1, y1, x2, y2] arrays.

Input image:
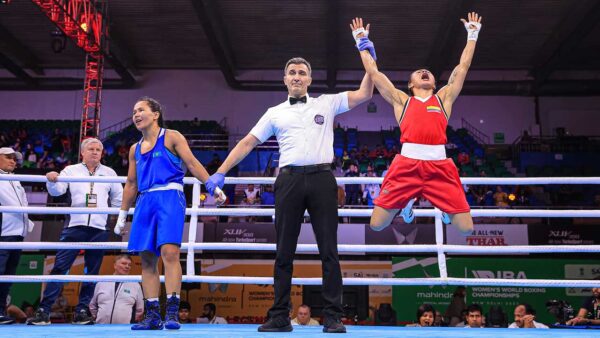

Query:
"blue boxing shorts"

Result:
[[128, 189, 186, 256]]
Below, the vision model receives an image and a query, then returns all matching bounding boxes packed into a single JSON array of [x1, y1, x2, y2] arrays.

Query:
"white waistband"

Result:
[[401, 143, 446, 161], [146, 182, 184, 193]]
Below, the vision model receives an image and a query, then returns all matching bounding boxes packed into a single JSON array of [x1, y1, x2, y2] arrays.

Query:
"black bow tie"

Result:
[[289, 96, 307, 105]]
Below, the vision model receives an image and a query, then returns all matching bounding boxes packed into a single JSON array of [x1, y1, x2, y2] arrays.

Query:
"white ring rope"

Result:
[[3, 174, 600, 185], [0, 275, 598, 288], [2, 205, 600, 218], [2, 174, 599, 289], [3, 242, 600, 254]]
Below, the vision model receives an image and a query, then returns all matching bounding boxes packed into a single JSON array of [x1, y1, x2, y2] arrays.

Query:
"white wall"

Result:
[[0, 70, 598, 142]]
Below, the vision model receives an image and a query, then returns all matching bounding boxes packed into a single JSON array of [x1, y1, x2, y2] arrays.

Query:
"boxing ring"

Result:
[[1, 174, 600, 337]]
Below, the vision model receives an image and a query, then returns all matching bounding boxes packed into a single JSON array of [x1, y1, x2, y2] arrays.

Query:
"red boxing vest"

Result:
[[399, 95, 449, 145]]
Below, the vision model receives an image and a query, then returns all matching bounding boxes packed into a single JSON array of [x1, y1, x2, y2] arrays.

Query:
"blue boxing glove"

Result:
[[357, 37, 377, 61], [205, 173, 225, 196]]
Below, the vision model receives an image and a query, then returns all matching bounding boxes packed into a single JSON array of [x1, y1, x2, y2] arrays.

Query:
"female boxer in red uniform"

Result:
[[351, 13, 482, 233]]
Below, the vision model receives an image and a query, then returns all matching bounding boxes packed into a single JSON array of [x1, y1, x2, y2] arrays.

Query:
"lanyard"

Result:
[[82, 163, 98, 194]]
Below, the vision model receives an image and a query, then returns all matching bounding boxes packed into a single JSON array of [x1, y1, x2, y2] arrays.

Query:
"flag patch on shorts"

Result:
[[426, 106, 441, 113]]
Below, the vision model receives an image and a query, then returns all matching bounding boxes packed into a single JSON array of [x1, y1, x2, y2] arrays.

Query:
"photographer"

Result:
[[566, 288, 600, 326]]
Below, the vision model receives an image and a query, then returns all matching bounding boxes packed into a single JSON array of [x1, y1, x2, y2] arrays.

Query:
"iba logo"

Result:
[[471, 270, 527, 279]]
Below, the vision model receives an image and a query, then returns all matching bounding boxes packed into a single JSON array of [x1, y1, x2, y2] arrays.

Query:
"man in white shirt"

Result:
[[205, 54, 373, 333], [200, 303, 227, 324], [28, 138, 123, 326], [508, 304, 548, 329], [0, 147, 34, 325], [89, 254, 143, 324], [291, 304, 319, 326]]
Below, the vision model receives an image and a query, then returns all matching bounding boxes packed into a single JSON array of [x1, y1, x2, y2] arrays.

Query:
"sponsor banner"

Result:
[[11, 254, 44, 309], [392, 256, 599, 324], [191, 260, 391, 321], [365, 223, 436, 245], [446, 223, 529, 249], [528, 223, 600, 245], [204, 222, 276, 244], [204, 223, 365, 254]]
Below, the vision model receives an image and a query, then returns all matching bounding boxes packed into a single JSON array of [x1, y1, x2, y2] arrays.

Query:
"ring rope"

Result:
[[4, 242, 600, 254], [0, 275, 598, 288], [2, 206, 600, 218], [3, 174, 600, 185]]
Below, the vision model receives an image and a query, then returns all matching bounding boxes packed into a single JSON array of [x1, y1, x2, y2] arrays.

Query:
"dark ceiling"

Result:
[[1, 0, 600, 95]]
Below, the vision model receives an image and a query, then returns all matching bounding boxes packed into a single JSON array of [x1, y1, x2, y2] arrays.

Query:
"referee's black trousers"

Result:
[[267, 170, 343, 320]]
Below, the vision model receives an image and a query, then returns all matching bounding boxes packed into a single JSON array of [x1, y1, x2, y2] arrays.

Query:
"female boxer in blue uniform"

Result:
[[115, 97, 224, 330]]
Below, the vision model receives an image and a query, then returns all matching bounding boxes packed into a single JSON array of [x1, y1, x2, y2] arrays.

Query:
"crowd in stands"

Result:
[[0, 121, 79, 170]]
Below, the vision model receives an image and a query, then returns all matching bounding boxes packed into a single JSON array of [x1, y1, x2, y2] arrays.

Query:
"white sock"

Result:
[[147, 297, 159, 302]]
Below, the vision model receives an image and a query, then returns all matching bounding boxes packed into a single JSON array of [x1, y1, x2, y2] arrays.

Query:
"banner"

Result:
[[392, 256, 599, 325], [189, 260, 392, 322], [10, 254, 44, 308], [204, 223, 365, 254], [365, 223, 436, 245], [528, 223, 600, 245], [446, 223, 529, 248]]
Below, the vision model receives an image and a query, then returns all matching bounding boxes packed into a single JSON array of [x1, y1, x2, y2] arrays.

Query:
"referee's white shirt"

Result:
[[250, 92, 349, 167]]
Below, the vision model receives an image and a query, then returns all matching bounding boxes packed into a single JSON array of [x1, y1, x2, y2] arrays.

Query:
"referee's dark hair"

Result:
[[136, 96, 165, 127]]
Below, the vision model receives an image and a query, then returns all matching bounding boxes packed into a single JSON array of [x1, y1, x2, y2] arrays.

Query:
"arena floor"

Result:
[[2, 324, 600, 338]]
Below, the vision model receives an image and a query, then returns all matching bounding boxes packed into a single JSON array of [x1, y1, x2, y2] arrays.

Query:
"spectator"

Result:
[[50, 128, 64, 153], [89, 254, 144, 324], [407, 304, 435, 327], [36, 149, 50, 169], [457, 152, 470, 165], [243, 184, 261, 205], [200, 303, 227, 324], [341, 150, 352, 170], [261, 185, 275, 206], [508, 304, 548, 329], [566, 287, 600, 326], [28, 138, 123, 325], [0, 147, 34, 325], [243, 184, 261, 222], [179, 301, 193, 324], [465, 304, 484, 328], [54, 152, 67, 168], [206, 153, 222, 174], [344, 163, 361, 205], [434, 310, 443, 327], [445, 286, 466, 327], [23, 145, 37, 168], [493, 186, 508, 207], [291, 304, 319, 326], [387, 145, 399, 158], [362, 167, 380, 206]]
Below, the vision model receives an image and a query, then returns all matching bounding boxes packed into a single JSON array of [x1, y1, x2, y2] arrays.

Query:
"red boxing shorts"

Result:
[[374, 155, 470, 214]]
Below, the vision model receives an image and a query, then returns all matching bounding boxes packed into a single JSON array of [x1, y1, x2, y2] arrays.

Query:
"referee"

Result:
[[206, 57, 373, 333]]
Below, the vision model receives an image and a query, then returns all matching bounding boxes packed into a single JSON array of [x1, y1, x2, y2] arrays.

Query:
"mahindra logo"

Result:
[[224, 229, 247, 235], [472, 270, 527, 279]]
